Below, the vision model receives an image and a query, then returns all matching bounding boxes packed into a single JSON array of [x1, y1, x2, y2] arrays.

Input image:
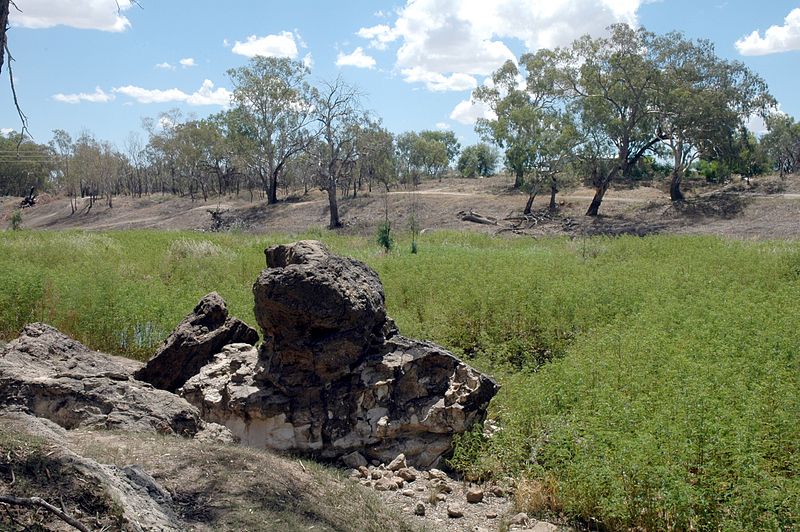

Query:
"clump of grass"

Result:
[[9, 209, 22, 230], [376, 221, 393, 253]]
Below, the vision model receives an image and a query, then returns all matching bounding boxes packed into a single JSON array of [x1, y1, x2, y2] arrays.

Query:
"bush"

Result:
[[376, 221, 393, 252], [9, 209, 22, 230]]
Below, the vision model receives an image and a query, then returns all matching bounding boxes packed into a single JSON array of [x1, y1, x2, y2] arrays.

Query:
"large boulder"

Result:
[[0, 323, 202, 436], [181, 241, 499, 467], [134, 292, 258, 392]]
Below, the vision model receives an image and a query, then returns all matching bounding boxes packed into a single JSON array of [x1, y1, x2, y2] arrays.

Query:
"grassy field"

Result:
[[0, 229, 798, 530]]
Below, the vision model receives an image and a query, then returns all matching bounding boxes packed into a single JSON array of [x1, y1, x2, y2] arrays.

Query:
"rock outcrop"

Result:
[[0, 323, 202, 436], [180, 240, 498, 467], [134, 292, 258, 392]]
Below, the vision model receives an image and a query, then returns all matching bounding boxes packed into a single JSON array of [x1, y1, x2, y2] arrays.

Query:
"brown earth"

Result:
[[4, 173, 800, 239]]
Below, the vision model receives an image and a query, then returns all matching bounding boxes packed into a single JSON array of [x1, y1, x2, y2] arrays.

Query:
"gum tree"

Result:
[[227, 57, 314, 204]]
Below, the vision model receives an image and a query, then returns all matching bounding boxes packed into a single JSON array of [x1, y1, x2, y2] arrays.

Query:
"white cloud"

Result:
[[1, 128, 15, 136], [53, 87, 115, 104], [436, 122, 451, 130], [356, 24, 398, 50], [155, 62, 174, 70], [179, 58, 197, 68], [735, 8, 800, 56], [336, 47, 377, 69], [303, 53, 314, 70], [449, 98, 496, 125], [10, 0, 132, 32], [401, 67, 477, 92], [231, 31, 299, 58], [356, 0, 641, 92], [113, 80, 231, 106]]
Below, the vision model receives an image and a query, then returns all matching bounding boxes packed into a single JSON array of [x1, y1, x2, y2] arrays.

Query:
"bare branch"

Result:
[[0, 495, 90, 532]]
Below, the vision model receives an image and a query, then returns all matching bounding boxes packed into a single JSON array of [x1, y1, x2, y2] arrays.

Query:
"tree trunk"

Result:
[[513, 168, 524, 189], [670, 171, 685, 202], [585, 186, 606, 217], [327, 179, 341, 229], [0, 0, 9, 75], [523, 191, 536, 215], [268, 171, 278, 204], [549, 177, 558, 211]]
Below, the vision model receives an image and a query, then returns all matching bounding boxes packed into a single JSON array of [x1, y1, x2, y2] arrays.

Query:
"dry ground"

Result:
[[3, 173, 800, 239]]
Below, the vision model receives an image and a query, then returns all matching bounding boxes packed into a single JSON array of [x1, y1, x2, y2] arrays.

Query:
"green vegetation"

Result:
[[0, 230, 797, 530]]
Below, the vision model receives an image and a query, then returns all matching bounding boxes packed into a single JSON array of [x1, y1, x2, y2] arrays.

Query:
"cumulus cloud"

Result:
[[401, 67, 477, 92], [53, 87, 115, 104], [10, 0, 132, 32], [356, 0, 641, 92], [179, 58, 197, 68], [336, 47, 377, 69], [449, 98, 496, 125], [1, 128, 15, 136], [303, 53, 314, 69], [113, 80, 231, 106], [436, 122, 451, 130], [736, 8, 800, 56], [232, 31, 299, 58]]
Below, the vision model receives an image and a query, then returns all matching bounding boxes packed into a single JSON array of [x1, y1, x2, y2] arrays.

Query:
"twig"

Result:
[[0, 495, 90, 532], [5, 42, 30, 146]]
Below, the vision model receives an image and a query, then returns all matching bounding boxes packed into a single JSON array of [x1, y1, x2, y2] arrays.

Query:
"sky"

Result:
[[1, 0, 799, 149]]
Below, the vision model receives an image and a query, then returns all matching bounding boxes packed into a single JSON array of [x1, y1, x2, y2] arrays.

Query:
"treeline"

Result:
[[2, 24, 800, 221]]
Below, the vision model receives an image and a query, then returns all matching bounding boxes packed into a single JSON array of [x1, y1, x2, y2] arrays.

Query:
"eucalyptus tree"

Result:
[[314, 77, 364, 229], [762, 113, 800, 177], [227, 56, 314, 204], [457, 143, 498, 178], [419, 130, 460, 169], [557, 24, 667, 216], [0, 133, 54, 196], [474, 52, 578, 211], [653, 32, 773, 201], [354, 119, 396, 194], [395, 131, 449, 183]]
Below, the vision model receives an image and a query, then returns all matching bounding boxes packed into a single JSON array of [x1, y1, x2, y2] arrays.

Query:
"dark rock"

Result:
[[134, 292, 258, 392], [0, 323, 202, 436]]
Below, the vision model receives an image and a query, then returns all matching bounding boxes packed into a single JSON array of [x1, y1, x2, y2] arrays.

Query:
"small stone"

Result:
[[387, 453, 407, 471], [446, 505, 464, 518], [435, 493, 447, 502], [529, 521, 558, 532], [357, 465, 370, 478], [429, 468, 448, 480], [485, 511, 497, 519], [401, 489, 415, 497], [509, 512, 529, 526], [489, 485, 505, 498], [371, 470, 383, 480], [342, 450, 368, 469], [374, 476, 399, 491], [392, 476, 405, 489], [415, 485, 425, 492], [397, 467, 417, 482], [414, 502, 426, 516], [359, 479, 372, 487], [348, 469, 361, 479], [466, 486, 484, 503]]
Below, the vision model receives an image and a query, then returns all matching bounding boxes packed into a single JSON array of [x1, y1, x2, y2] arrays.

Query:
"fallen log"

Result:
[[457, 210, 497, 225]]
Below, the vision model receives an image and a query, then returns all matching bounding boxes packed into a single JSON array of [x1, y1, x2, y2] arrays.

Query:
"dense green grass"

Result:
[[0, 229, 797, 530]]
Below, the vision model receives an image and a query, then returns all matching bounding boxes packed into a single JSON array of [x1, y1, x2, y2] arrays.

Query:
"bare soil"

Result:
[[4, 174, 800, 239]]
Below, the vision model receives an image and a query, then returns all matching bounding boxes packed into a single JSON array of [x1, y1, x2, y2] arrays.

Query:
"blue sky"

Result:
[[1, 1, 799, 149]]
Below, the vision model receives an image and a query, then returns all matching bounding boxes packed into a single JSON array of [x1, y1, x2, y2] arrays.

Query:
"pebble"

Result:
[[401, 489, 415, 497], [466, 486, 484, 503], [414, 502, 426, 516], [446, 505, 464, 518], [509, 512, 529, 526], [387, 453, 407, 471]]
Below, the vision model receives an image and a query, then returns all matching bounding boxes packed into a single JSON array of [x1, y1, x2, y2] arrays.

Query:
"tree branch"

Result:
[[0, 495, 90, 532]]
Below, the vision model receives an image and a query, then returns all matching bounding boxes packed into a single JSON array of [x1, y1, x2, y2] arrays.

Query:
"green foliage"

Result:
[[0, 231, 797, 531], [376, 221, 393, 252], [9, 209, 22, 230], [0, 133, 56, 196], [457, 143, 498, 177]]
